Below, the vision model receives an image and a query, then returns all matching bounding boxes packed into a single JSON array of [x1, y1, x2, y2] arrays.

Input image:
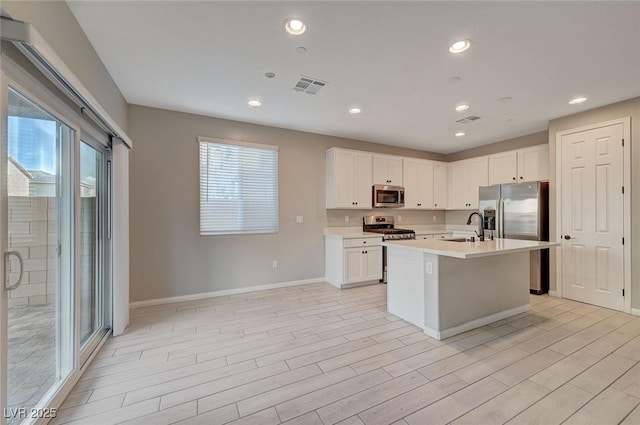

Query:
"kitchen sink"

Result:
[[442, 237, 469, 242]]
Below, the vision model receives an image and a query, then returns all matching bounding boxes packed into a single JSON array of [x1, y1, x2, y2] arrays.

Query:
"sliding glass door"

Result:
[[1, 77, 111, 424], [79, 141, 108, 362], [4, 87, 75, 425]]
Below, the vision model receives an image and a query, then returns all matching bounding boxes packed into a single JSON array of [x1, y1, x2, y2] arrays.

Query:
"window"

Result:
[[199, 137, 278, 235]]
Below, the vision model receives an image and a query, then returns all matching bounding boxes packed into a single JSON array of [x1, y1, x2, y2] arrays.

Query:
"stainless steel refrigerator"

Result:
[[479, 182, 549, 294]]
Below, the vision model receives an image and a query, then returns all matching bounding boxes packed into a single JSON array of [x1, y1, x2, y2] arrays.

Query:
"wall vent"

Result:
[[293, 76, 328, 95], [456, 115, 482, 124]]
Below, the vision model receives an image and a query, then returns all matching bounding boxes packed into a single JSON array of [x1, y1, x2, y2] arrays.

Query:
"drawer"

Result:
[[433, 233, 453, 239], [415, 234, 434, 240], [344, 237, 382, 248]]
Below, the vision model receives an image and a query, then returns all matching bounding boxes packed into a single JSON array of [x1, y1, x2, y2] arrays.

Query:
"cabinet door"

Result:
[[373, 155, 389, 185], [344, 248, 364, 283], [448, 160, 469, 209], [403, 158, 432, 209], [333, 150, 355, 208], [353, 152, 373, 208], [433, 161, 448, 209], [373, 154, 402, 185], [467, 156, 489, 209], [489, 151, 518, 185], [518, 144, 549, 182], [363, 246, 383, 281], [387, 156, 403, 185], [417, 160, 434, 209], [402, 158, 420, 209]]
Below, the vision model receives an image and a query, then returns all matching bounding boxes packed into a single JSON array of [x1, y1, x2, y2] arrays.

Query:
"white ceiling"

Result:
[[67, 1, 640, 154]]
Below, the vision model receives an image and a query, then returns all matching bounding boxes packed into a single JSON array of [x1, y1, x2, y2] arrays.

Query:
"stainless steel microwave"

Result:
[[373, 185, 405, 208]]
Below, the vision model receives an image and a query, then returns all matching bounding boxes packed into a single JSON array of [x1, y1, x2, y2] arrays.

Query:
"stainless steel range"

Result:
[[363, 216, 415, 282]]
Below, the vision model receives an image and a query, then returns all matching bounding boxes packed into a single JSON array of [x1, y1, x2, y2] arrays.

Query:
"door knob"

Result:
[[564, 235, 571, 240]]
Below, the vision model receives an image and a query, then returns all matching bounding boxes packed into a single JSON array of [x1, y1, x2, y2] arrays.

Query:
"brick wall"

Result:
[[8, 197, 56, 306], [7, 196, 96, 307]]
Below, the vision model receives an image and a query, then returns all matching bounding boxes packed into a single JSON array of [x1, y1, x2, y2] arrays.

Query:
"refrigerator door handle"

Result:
[[498, 198, 504, 238]]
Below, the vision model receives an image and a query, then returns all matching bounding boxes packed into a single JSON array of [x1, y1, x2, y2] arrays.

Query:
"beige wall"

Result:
[[548, 97, 640, 308], [1, 1, 128, 131], [446, 131, 548, 162], [128, 105, 448, 302]]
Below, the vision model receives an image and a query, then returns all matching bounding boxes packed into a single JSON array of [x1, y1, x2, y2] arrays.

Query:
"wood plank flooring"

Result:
[[52, 283, 640, 425]]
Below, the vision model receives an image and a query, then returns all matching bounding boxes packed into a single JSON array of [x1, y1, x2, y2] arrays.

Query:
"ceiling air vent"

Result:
[[456, 115, 482, 124], [293, 76, 328, 95]]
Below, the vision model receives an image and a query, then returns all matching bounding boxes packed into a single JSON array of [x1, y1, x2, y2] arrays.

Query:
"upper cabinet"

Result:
[[402, 159, 448, 210], [326, 148, 372, 209], [373, 154, 403, 185], [402, 158, 434, 209], [489, 144, 549, 185], [433, 161, 448, 209], [448, 156, 489, 209]]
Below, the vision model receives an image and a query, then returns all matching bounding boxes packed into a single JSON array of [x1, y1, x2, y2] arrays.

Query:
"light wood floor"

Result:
[[51, 283, 640, 425]]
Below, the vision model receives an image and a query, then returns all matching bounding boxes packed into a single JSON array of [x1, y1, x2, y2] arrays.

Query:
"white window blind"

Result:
[[199, 137, 278, 235]]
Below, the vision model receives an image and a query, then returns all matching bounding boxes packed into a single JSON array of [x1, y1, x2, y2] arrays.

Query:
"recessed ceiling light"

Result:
[[449, 39, 472, 53], [455, 104, 470, 112], [568, 96, 587, 105], [455, 131, 466, 137], [285, 18, 307, 35], [248, 99, 262, 107], [349, 107, 361, 114]]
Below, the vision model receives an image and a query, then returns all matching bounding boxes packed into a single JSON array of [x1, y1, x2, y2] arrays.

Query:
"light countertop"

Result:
[[381, 238, 560, 259], [324, 226, 458, 239]]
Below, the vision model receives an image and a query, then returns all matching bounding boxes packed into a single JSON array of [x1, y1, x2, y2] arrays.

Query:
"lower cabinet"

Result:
[[325, 236, 383, 288], [344, 246, 382, 284]]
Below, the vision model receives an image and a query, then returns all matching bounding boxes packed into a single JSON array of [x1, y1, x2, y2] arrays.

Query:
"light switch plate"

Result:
[[425, 262, 433, 274], [296, 215, 303, 223]]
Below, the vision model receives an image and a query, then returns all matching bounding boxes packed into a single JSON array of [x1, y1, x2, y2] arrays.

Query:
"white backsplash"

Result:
[[326, 209, 446, 228]]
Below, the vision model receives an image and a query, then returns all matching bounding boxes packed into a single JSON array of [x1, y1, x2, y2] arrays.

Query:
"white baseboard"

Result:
[[130, 277, 325, 309], [548, 290, 558, 297], [631, 308, 640, 317], [423, 304, 531, 340]]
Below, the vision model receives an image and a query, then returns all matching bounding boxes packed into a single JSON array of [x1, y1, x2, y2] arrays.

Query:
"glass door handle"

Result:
[[4, 250, 25, 291]]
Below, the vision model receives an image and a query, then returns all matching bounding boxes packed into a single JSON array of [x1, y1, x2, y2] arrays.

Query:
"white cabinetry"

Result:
[[518, 144, 549, 182], [448, 157, 488, 209], [402, 159, 448, 210], [326, 148, 372, 209], [373, 154, 403, 185], [402, 158, 433, 209], [325, 236, 383, 288], [433, 161, 448, 209], [488, 144, 549, 185]]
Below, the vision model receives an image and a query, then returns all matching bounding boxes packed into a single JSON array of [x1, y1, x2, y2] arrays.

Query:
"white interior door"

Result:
[[560, 123, 624, 311]]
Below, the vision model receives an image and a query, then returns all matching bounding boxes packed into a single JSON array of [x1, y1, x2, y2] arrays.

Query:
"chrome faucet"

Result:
[[466, 212, 485, 241]]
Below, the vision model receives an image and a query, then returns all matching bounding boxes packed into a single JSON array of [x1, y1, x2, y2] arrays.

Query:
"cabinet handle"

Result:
[[434, 203, 437, 207], [520, 176, 523, 180], [513, 177, 516, 180], [363, 241, 367, 244]]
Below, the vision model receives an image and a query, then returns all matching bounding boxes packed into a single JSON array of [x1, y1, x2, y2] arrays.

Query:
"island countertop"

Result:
[[380, 237, 559, 259]]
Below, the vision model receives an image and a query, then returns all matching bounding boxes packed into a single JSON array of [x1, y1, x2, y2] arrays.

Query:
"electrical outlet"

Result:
[[296, 215, 303, 223], [397, 215, 402, 222], [425, 262, 433, 274], [433, 215, 437, 222], [272, 260, 278, 268], [344, 215, 349, 223]]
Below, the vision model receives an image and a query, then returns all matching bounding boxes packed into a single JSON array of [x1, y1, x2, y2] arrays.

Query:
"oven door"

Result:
[[373, 185, 405, 208]]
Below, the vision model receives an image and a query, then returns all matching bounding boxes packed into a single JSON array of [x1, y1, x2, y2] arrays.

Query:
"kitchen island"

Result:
[[381, 238, 559, 340]]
